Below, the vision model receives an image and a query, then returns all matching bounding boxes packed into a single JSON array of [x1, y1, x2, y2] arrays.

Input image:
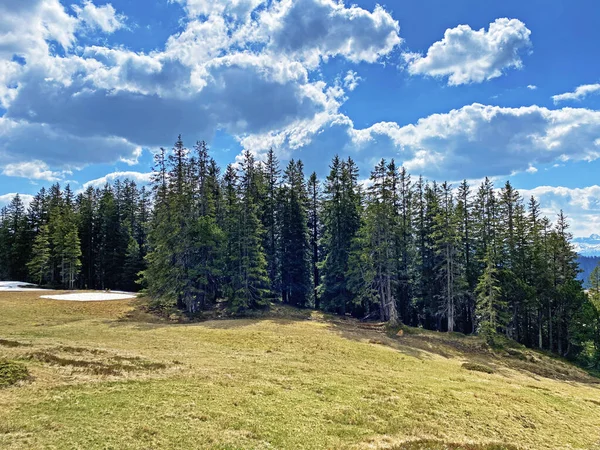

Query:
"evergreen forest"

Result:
[[1, 137, 599, 367]]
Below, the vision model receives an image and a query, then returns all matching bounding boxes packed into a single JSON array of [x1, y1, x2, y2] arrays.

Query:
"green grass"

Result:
[[1, 291, 600, 449]]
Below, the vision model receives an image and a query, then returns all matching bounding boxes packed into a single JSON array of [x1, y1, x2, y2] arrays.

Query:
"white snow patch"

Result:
[[40, 293, 136, 302], [0, 281, 48, 291]]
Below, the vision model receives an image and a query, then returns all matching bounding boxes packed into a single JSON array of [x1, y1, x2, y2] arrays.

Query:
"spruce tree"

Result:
[[307, 172, 322, 309], [27, 224, 51, 285], [262, 148, 281, 296], [280, 160, 311, 307], [320, 156, 361, 315], [475, 249, 506, 338], [224, 152, 270, 311]]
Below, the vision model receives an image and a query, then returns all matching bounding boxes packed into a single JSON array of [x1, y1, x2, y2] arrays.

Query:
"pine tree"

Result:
[[348, 159, 398, 322], [262, 148, 281, 296], [63, 225, 82, 290], [475, 249, 507, 338], [396, 165, 414, 324], [280, 160, 311, 307], [0, 207, 11, 279], [320, 156, 361, 315], [27, 224, 51, 285], [432, 182, 464, 332], [224, 152, 270, 312], [144, 146, 178, 306], [456, 180, 476, 333], [307, 172, 322, 309], [6, 194, 30, 281], [77, 187, 97, 289]]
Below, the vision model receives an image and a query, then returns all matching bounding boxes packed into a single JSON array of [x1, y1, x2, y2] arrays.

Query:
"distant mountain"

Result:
[[573, 234, 600, 256], [577, 255, 600, 287]]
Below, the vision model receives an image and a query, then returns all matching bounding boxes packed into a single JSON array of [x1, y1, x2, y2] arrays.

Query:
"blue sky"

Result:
[[1, 0, 600, 238]]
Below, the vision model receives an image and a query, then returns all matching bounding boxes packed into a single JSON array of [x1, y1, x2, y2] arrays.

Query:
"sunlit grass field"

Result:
[[1, 291, 599, 449]]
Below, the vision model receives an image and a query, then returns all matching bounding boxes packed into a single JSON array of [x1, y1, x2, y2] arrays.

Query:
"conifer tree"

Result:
[[280, 160, 311, 307], [320, 156, 361, 315], [63, 225, 82, 290], [262, 148, 281, 295], [348, 159, 398, 322], [456, 180, 476, 332], [476, 249, 506, 338], [433, 182, 463, 332], [6, 194, 30, 281], [224, 152, 270, 311], [27, 224, 51, 285], [307, 172, 322, 309]]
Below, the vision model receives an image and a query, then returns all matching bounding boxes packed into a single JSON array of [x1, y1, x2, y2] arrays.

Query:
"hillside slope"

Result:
[[0, 291, 599, 449]]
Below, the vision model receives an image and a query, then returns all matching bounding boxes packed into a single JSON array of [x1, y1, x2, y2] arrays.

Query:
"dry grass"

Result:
[[0, 291, 600, 449]]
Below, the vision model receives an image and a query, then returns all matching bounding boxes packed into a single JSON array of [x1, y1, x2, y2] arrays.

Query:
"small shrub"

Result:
[[462, 362, 495, 374], [0, 360, 30, 388]]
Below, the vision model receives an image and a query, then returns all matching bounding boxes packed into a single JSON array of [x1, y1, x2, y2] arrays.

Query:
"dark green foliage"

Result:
[[0, 360, 29, 388], [280, 160, 311, 307], [319, 156, 362, 315], [307, 172, 322, 309]]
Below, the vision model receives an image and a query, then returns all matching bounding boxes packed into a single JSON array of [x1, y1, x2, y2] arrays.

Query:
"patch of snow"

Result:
[[40, 293, 136, 302], [0, 281, 48, 291]]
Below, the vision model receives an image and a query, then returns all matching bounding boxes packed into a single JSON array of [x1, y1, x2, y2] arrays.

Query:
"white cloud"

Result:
[[0, 0, 79, 60], [525, 165, 538, 174], [2, 160, 64, 181], [349, 104, 600, 179], [405, 18, 531, 85], [0, 193, 34, 209], [241, 101, 600, 181], [343, 70, 362, 91], [527, 84, 537, 90], [263, 0, 401, 68], [120, 147, 143, 166], [0, 0, 401, 173], [552, 83, 600, 104], [518, 185, 600, 238], [72, 1, 127, 34], [81, 171, 153, 190]]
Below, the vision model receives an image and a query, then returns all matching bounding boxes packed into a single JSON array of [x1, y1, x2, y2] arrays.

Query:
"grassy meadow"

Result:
[[1, 291, 600, 449]]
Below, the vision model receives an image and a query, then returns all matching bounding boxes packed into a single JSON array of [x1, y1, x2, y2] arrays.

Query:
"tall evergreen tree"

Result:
[[280, 160, 311, 307], [320, 156, 361, 315], [27, 224, 51, 285], [307, 172, 322, 309]]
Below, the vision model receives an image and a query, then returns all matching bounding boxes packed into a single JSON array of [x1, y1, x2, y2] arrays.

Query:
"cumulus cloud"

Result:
[[241, 102, 600, 181], [527, 85, 537, 90], [0, 193, 34, 209], [350, 104, 600, 179], [552, 83, 600, 104], [72, 1, 127, 34], [81, 171, 153, 190], [0, 0, 79, 59], [0, 0, 400, 176], [405, 18, 531, 85], [2, 160, 64, 181], [519, 185, 600, 238], [263, 0, 401, 68], [6, 52, 327, 151]]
